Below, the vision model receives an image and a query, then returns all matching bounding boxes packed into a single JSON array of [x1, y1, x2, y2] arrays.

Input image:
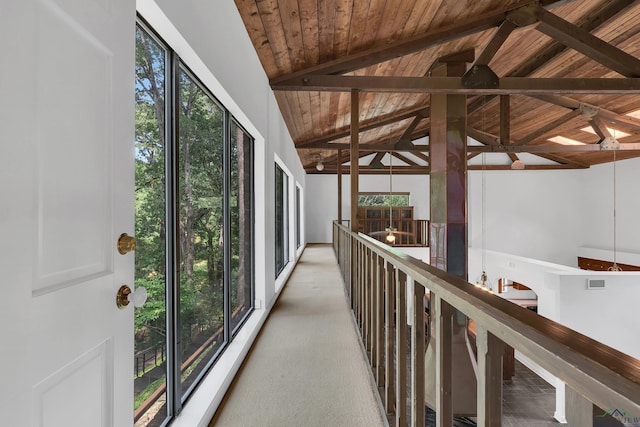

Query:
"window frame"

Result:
[[134, 17, 255, 425]]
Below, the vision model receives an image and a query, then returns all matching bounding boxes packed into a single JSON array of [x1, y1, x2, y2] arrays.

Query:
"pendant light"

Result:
[[385, 152, 396, 243], [608, 147, 622, 271], [476, 99, 492, 291]]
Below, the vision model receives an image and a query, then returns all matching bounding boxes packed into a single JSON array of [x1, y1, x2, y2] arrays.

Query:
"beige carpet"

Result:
[[210, 244, 385, 427]]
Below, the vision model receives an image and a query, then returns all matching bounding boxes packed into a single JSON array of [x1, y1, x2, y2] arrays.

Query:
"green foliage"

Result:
[[359, 194, 410, 207]]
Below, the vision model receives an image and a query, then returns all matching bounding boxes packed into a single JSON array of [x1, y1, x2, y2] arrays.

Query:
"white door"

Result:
[[0, 0, 136, 426]]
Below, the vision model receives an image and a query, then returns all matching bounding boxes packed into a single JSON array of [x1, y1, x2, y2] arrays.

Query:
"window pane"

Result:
[[134, 25, 168, 427], [178, 67, 225, 398], [296, 186, 301, 249], [230, 121, 254, 333], [275, 164, 289, 276]]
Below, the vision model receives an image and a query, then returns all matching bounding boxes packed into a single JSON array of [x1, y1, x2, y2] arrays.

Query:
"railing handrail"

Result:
[[333, 220, 640, 415]]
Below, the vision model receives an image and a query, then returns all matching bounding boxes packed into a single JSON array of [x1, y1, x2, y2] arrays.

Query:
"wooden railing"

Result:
[[332, 221, 640, 427], [361, 218, 429, 247]]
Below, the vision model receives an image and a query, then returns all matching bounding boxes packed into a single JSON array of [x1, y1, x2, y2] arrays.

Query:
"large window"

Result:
[[295, 184, 302, 250], [134, 22, 254, 427], [275, 163, 289, 276]]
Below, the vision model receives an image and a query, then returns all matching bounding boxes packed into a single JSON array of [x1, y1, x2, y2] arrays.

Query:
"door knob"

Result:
[[116, 285, 147, 309], [117, 233, 137, 254]]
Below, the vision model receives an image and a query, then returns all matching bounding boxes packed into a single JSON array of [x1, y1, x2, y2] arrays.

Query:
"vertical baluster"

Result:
[[369, 250, 375, 353], [412, 281, 425, 427], [436, 295, 454, 427], [364, 248, 372, 352], [385, 262, 396, 414], [376, 255, 385, 385], [396, 270, 408, 426], [476, 326, 504, 427]]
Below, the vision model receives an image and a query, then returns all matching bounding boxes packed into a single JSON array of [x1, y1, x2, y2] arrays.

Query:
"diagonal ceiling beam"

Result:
[[529, 94, 640, 132], [473, 19, 518, 67], [534, 152, 590, 168], [535, 6, 640, 77], [271, 0, 578, 87], [275, 75, 640, 94], [296, 106, 430, 147], [513, 109, 583, 145], [392, 152, 419, 166]]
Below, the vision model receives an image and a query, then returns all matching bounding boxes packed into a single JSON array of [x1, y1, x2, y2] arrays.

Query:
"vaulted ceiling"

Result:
[[234, 0, 640, 174]]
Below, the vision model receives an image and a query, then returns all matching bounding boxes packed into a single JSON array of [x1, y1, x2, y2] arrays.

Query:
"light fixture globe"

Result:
[[316, 160, 324, 171], [511, 159, 525, 170]]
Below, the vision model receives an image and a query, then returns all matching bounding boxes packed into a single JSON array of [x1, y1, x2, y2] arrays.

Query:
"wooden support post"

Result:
[[337, 149, 342, 223], [436, 295, 454, 427], [350, 89, 359, 233], [385, 262, 396, 413], [500, 95, 510, 145], [477, 326, 504, 427], [396, 271, 408, 426], [412, 282, 426, 427]]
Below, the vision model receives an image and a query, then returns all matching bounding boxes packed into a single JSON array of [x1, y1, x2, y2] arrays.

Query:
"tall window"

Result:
[[295, 185, 302, 249], [275, 163, 289, 276], [134, 22, 254, 427]]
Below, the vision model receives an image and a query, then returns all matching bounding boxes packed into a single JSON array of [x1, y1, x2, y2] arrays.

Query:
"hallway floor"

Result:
[[210, 244, 385, 427]]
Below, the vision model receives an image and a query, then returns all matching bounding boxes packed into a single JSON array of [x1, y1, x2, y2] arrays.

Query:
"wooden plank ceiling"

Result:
[[234, 0, 640, 173]]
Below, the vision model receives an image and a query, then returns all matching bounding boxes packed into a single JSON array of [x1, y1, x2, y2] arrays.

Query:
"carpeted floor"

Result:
[[210, 244, 385, 427]]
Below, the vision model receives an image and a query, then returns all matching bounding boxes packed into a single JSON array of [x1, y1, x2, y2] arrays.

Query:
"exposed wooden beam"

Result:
[[589, 117, 613, 140], [533, 152, 590, 169], [468, 127, 500, 146], [274, 75, 640, 94], [350, 89, 359, 232], [299, 141, 640, 153], [469, 163, 584, 170], [476, 20, 518, 66], [530, 94, 640, 132], [535, 6, 640, 78], [513, 109, 583, 145], [470, 143, 640, 152], [307, 162, 587, 174], [368, 151, 385, 166], [500, 95, 510, 145], [412, 151, 430, 163], [507, 153, 520, 162], [392, 152, 419, 166], [296, 106, 430, 147]]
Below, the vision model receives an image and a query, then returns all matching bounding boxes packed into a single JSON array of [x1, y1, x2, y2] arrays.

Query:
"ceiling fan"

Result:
[[368, 152, 412, 244]]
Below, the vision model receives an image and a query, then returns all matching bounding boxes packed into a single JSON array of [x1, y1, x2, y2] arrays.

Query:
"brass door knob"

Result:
[[116, 285, 147, 309], [117, 233, 137, 254]]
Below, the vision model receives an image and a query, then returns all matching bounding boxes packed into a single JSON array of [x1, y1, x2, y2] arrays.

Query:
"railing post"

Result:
[[476, 326, 504, 427], [365, 247, 373, 353], [375, 255, 385, 384], [396, 270, 408, 426], [412, 281, 426, 427], [385, 262, 396, 414], [566, 386, 594, 427], [436, 294, 454, 427]]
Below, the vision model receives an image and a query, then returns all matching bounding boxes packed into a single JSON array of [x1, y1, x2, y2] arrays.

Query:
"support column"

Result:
[[425, 57, 477, 418], [350, 89, 359, 233], [430, 61, 468, 277], [337, 149, 343, 223]]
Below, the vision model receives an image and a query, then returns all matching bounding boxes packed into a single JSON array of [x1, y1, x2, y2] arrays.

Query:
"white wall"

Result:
[[306, 174, 430, 242], [308, 157, 640, 267], [137, 2, 306, 426]]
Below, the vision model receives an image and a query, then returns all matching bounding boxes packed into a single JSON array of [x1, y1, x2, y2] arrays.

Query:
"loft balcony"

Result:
[[208, 227, 640, 427]]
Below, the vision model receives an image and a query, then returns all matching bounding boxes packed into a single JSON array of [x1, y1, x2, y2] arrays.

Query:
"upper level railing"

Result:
[[332, 221, 640, 427]]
